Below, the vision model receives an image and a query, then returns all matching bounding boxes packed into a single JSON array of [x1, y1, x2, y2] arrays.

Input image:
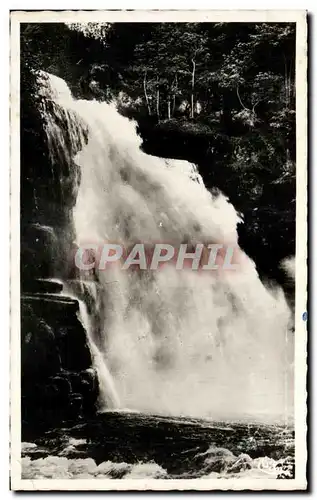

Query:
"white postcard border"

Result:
[[10, 9, 308, 491]]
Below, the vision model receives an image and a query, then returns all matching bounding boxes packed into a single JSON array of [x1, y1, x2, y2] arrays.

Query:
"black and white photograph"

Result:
[[10, 10, 307, 490]]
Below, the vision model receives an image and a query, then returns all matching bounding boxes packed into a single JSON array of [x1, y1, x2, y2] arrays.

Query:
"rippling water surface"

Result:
[[22, 411, 294, 480]]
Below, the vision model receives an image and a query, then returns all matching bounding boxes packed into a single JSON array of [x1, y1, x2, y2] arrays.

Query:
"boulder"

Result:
[[21, 294, 99, 433]]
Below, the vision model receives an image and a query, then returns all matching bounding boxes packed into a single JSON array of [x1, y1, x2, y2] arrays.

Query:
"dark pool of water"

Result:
[[22, 411, 295, 479]]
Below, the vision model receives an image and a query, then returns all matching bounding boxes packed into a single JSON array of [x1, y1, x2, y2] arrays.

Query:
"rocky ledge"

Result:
[[21, 283, 99, 439]]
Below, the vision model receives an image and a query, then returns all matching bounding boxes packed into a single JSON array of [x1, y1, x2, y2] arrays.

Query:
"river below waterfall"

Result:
[[22, 411, 294, 480]]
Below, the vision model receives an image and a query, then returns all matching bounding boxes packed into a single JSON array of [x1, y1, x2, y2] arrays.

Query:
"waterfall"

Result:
[[77, 298, 121, 409], [41, 73, 294, 424]]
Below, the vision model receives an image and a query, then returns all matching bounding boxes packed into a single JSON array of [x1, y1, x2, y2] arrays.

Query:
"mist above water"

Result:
[[42, 73, 294, 424]]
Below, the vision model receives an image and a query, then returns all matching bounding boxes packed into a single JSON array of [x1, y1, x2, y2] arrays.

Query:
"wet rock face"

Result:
[[20, 71, 99, 433], [20, 69, 101, 436], [21, 225, 58, 284], [21, 295, 99, 435], [20, 70, 87, 290]]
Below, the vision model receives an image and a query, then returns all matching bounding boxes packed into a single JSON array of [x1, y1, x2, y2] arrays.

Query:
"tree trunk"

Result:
[[286, 146, 291, 168], [283, 52, 291, 110], [167, 98, 171, 119], [190, 59, 196, 119], [172, 73, 178, 116], [156, 79, 160, 122], [143, 70, 151, 116], [221, 89, 232, 129]]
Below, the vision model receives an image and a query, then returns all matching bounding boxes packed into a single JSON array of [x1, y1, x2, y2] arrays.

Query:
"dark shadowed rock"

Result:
[[21, 294, 99, 433], [22, 278, 64, 294], [21, 306, 61, 380]]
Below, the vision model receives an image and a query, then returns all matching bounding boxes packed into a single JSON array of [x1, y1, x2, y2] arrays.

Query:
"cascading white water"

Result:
[[42, 73, 294, 424]]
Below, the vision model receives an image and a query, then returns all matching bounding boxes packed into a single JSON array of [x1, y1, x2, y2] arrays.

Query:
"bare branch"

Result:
[[252, 100, 261, 112], [236, 86, 247, 110]]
